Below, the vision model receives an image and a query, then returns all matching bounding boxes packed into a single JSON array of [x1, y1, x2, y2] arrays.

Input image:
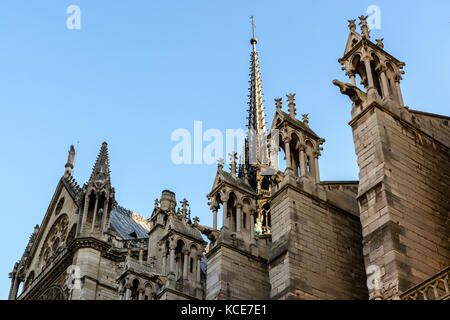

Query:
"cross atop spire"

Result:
[[88, 142, 111, 190], [250, 15, 257, 45]]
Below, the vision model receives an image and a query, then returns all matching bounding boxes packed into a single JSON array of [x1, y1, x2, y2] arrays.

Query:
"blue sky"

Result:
[[0, 0, 449, 299]]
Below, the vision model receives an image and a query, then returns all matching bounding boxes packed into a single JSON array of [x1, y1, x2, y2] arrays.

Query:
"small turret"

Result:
[[79, 142, 115, 236]]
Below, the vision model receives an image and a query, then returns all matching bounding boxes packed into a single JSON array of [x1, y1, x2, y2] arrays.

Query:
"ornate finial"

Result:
[[181, 198, 189, 220], [89, 142, 111, 189], [286, 93, 297, 118], [229, 152, 237, 176], [237, 153, 243, 176], [193, 216, 200, 225], [376, 38, 384, 49], [154, 198, 159, 208], [275, 98, 282, 111], [302, 114, 309, 126], [348, 19, 356, 32], [217, 158, 224, 170], [64, 145, 76, 177], [358, 15, 370, 39], [250, 15, 257, 45], [187, 208, 192, 224]]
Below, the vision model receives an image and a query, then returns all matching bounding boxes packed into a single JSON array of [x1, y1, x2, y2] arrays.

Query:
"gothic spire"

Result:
[[247, 16, 268, 138], [88, 142, 111, 190], [242, 16, 271, 191]]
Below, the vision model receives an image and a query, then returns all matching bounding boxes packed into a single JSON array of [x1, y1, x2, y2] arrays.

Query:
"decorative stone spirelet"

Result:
[[286, 93, 297, 118]]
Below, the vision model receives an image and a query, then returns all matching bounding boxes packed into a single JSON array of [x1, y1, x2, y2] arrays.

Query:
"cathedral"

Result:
[[8, 15, 449, 300]]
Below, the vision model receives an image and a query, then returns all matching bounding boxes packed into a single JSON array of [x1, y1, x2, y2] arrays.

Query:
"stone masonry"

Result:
[[9, 15, 449, 301]]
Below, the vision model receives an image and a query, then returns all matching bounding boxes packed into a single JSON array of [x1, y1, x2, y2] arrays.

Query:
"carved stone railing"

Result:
[[400, 266, 450, 300], [17, 246, 69, 300], [124, 256, 155, 275], [260, 190, 271, 197]]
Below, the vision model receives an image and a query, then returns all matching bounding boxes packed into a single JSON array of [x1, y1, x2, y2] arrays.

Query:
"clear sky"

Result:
[[0, 0, 449, 299]]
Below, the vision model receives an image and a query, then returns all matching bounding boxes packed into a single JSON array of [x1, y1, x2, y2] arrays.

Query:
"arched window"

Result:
[[130, 279, 140, 300], [39, 215, 69, 269], [24, 271, 35, 290], [305, 140, 315, 177], [227, 193, 237, 232], [66, 224, 77, 246], [39, 286, 66, 300], [55, 197, 65, 216], [175, 240, 186, 281]]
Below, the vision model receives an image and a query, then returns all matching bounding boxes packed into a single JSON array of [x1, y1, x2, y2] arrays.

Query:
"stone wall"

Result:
[[72, 247, 118, 300], [351, 104, 450, 298], [206, 239, 271, 300], [269, 185, 368, 299]]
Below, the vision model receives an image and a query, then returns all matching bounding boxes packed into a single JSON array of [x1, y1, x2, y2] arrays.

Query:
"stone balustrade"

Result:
[[400, 266, 450, 300]]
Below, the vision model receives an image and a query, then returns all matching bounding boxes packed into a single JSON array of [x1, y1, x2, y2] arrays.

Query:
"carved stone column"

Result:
[[196, 254, 202, 283], [249, 209, 255, 241], [101, 197, 109, 233], [8, 273, 19, 300], [348, 70, 356, 86], [212, 207, 218, 230], [313, 151, 320, 183], [221, 195, 229, 230], [299, 144, 306, 177], [377, 65, 390, 99], [283, 136, 292, 173], [161, 247, 167, 276], [395, 80, 404, 106], [125, 285, 131, 300], [236, 204, 242, 233], [363, 56, 374, 88], [168, 242, 176, 278], [81, 196, 89, 234], [91, 194, 99, 233], [183, 249, 189, 280], [139, 240, 144, 264]]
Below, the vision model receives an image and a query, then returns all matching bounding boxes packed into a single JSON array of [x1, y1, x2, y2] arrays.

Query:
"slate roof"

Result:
[[218, 170, 256, 194], [277, 110, 320, 139], [61, 175, 81, 204], [110, 206, 150, 240], [169, 217, 205, 242]]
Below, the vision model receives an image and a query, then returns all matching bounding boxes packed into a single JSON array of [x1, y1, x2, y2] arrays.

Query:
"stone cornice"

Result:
[[18, 236, 127, 300], [271, 182, 361, 222], [160, 229, 207, 247], [349, 102, 449, 150], [19, 248, 73, 300], [156, 287, 200, 300], [206, 239, 267, 264]]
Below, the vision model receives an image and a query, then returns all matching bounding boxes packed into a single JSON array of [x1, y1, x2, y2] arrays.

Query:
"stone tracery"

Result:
[[39, 214, 69, 270]]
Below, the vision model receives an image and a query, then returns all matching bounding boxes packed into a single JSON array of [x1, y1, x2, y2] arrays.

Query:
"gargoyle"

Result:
[[332, 79, 367, 106], [193, 224, 219, 242]]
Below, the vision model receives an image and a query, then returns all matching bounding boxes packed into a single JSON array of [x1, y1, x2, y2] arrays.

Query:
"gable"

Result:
[[20, 178, 80, 287], [344, 30, 362, 56]]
